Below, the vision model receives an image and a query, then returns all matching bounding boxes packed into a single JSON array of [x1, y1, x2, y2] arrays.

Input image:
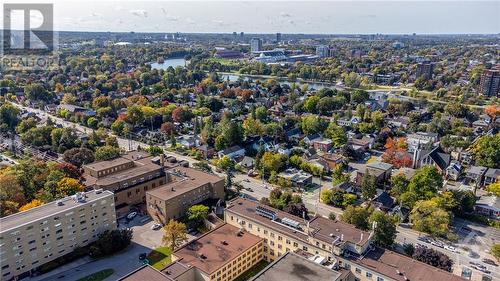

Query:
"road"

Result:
[[237, 178, 499, 281], [18, 103, 498, 281]]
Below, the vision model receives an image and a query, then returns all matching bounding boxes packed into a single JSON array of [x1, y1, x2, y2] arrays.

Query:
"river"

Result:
[[150, 58, 187, 70], [219, 72, 341, 90]]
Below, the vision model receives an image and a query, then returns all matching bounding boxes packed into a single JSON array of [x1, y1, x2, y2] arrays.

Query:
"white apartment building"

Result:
[[0, 190, 116, 280]]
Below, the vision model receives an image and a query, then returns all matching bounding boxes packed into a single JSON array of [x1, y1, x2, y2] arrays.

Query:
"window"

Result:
[[366, 272, 372, 278], [355, 268, 361, 274], [377, 277, 384, 281]]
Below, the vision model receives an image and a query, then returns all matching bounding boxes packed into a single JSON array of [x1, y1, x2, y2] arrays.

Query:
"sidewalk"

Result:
[[22, 256, 92, 281]]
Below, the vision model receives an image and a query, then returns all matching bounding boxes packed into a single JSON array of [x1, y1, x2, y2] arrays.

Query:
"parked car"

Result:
[[417, 236, 431, 243], [482, 259, 498, 266], [444, 245, 457, 252], [127, 212, 138, 220], [246, 187, 254, 192], [430, 240, 444, 248], [151, 224, 162, 230]]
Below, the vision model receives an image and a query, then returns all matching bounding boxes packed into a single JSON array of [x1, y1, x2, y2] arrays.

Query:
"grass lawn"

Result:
[[148, 247, 172, 270], [234, 260, 270, 281], [76, 269, 114, 281]]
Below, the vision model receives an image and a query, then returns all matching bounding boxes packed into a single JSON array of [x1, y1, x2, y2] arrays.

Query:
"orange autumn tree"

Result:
[[382, 137, 412, 168], [485, 105, 500, 120]]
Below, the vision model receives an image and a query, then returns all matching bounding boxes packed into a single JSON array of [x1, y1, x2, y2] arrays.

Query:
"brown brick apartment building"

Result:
[[83, 151, 166, 218], [146, 166, 224, 224]]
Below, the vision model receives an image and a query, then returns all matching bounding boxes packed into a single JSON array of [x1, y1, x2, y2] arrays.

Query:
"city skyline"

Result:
[[1, 1, 499, 34]]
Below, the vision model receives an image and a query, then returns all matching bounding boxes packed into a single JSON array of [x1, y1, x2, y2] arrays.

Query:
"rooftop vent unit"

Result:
[[281, 217, 301, 229], [256, 206, 277, 220], [199, 253, 206, 259], [220, 240, 228, 245], [95, 189, 103, 194], [72, 192, 86, 203]]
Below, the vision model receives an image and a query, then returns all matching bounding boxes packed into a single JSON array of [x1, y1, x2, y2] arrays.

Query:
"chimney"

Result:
[[341, 234, 344, 241], [360, 233, 364, 243]]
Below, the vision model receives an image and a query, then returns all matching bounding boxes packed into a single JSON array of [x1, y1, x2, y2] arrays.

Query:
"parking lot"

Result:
[[119, 213, 198, 250]]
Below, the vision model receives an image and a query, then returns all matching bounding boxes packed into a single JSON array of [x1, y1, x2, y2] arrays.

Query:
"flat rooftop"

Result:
[[173, 223, 263, 275], [146, 167, 223, 200], [118, 265, 173, 281], [250, 252, 342, 281], [309, 216, 371, 246], [0, 190, 114, 232], [349, 248, 467, 281], [226, 198, 370, 247], [226, 197, 310, 242], [84, 156, 132, 171]]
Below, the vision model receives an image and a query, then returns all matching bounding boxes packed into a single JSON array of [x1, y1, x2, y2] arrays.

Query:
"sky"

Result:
[[2, 0, 500, 34]]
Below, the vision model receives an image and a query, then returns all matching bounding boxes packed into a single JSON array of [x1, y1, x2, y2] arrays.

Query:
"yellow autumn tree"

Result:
[[19, 199, 43, 211], [56, 177, 84, 197]]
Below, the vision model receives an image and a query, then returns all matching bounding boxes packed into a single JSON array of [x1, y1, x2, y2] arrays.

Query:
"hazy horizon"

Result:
[[1, 1, 499, 35]]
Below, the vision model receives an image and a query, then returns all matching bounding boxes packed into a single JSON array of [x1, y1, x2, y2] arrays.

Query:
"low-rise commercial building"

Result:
[[225, 198, 371, 263], [170, 223, 263, 281], [341, 247, 466, 281], [146, 167, 224, 224], [83, 151, 166, 218], [0, 190, 116, 280], [250, 251, 347, 281]]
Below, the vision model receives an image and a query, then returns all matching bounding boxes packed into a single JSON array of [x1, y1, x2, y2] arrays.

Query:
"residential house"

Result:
[[373, 190, 395, 211], [484, 168, 500, 186], [465, 166, 488, 187], [320, 153, 345, 170], [197, 145, 216, 159], [58, 104, 96, 117], [355, 162, 393, 187], [475, 196, 500, 220], [218, 145, 245, 159], [239, 156, 256, 170], [311, 137, 333, 152], [279, 168, 313, 189], [445, 161, 463, 181], [387, 116, 410, 130]]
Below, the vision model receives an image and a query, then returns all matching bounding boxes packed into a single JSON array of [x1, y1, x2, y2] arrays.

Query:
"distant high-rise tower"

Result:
[[276, 32, 282, 43], [250, 38, 263, 53], [416, 62, 434, 80], [232, 32, 237, 40], [240, 32, 244, 38], [479, 69, 500, 97], [316, 45, 330, 58]]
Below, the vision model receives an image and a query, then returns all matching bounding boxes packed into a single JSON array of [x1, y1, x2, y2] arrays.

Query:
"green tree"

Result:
[[492, 244, 500, 261], [95, 146, 121, 161], [63, 147, 95, 167], [320, 189, 333, 204], [325, 123, 347, 148], [369, 211, 397, 247], [304, 96, 320, 113], [390, 174, 409, 197], [162, 220, 188, 251], [361, 172, 377, 201], [408, 166, 442, 200], [187, 205, 209, 227], [147, 146, 164, 156], [0, 103, 20, 153], [410, 200, 450, 237], [217, 156, 235, 172], [470, 133, 500, 169], [341, 205, 373, 230]]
